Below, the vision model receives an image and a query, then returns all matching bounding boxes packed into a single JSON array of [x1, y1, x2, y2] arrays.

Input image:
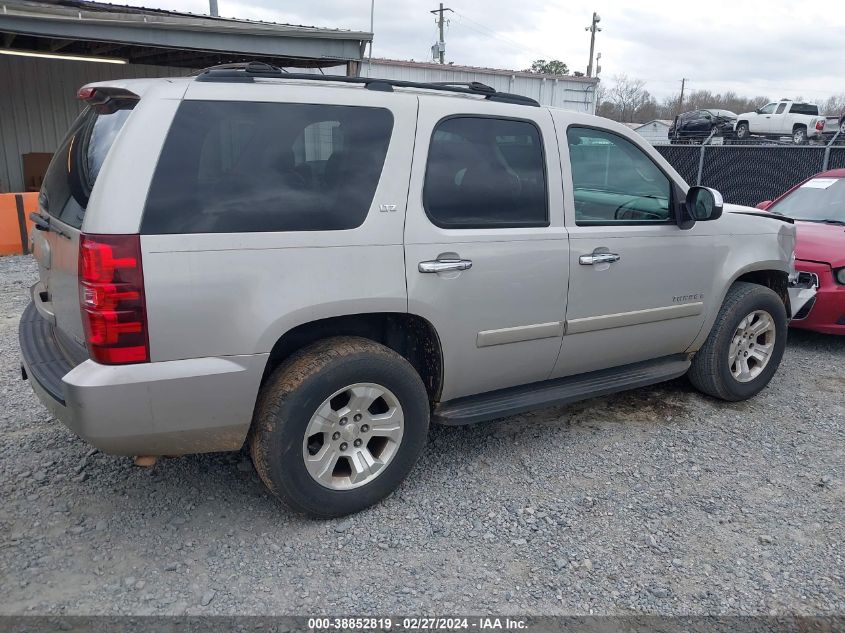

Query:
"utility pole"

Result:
[[585, 12, 601, 77], [430, 3, 453, 64], [678, 78, 688, 115], [208, 0, 218, 17]]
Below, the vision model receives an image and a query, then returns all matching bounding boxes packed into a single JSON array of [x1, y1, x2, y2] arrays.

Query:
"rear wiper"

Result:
[[820, 218, 845, 226], [29, 211, 71, 239]]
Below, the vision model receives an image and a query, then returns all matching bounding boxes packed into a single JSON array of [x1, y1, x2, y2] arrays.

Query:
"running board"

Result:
[[433, 355, 691, 426]]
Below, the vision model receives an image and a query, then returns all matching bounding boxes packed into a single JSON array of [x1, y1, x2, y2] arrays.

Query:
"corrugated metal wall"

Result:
[[0, 56, 188, 193], [365, 61, 597, 113], [0, 56, 597, 193]]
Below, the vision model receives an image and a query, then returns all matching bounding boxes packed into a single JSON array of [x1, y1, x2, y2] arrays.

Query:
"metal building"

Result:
[[365, 58, 599, 114], [0, 1, 599, 193], [0, 0, 372, 193], [631, 120, 673, 145]]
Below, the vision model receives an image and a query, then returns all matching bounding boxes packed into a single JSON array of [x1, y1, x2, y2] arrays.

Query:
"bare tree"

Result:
[[656, 90, 769, 119], [607, 74, 650, 123], [821, 93, 845, 116]]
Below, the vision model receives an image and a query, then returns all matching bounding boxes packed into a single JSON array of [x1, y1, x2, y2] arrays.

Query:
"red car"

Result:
[[757, 169, 845, 334]]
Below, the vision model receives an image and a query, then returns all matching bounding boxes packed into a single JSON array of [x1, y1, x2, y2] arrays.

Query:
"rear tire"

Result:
[[689, 282, 787, 401], [249, 336, 430, 517], [792, 126, 808, 144]]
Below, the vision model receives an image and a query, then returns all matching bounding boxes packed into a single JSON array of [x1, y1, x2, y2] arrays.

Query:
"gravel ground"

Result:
[[0, 253, 843, 616]]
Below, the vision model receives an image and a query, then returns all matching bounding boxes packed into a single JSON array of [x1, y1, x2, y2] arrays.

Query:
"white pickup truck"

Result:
[[734, 100, 831, 144]]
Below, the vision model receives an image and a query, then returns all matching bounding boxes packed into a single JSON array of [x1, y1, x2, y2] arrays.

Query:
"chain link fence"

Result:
[[654, 133, 845, 206]]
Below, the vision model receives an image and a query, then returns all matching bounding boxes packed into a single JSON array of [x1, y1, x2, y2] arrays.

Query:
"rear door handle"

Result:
[[579, 252, 621, 265], [418, 259, 473, 273]]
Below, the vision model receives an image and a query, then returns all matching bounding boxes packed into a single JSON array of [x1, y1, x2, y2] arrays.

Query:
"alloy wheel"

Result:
[[302, 383, 404, 490], [728, 310, 776, 383]]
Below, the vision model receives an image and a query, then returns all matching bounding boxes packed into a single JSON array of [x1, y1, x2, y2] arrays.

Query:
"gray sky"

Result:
[[116, 0, 844, 101]]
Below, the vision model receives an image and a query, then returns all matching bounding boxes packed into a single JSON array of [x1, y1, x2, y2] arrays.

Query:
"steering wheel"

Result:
[[614, 197, 666, 221]]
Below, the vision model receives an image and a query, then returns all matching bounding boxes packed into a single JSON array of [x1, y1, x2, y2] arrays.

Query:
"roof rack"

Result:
[[194, 61, 540, 107]]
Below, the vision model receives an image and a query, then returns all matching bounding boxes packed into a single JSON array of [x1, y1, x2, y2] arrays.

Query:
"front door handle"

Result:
[[579, 252, 621, 265], [419, 258, 473, 273]]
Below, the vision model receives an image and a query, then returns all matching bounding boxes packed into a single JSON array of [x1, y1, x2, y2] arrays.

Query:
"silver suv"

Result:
[[20, 63, 809, 517]]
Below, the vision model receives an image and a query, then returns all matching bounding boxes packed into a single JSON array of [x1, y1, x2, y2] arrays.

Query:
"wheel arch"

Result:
[[688, 264, 790, 353], [733, 268, 790, 314], [260, 312, 444, 404]]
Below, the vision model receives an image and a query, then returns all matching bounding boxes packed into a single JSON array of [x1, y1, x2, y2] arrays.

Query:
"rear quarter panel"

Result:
[[139, 83, 419, 361]]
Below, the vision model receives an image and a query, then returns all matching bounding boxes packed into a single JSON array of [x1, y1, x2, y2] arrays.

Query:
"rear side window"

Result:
[[423, 116, 548, 229], [41, 107, 132, 229], [142, 101, 393, 234], [789, 103, 819, 116]]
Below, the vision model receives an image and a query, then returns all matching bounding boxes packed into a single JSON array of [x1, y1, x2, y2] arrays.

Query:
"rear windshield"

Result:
[[41, 107, 132, 229], [141, 101, 394, 234]]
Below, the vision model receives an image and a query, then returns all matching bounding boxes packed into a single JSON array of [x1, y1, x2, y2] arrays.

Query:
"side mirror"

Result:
[[756, 200, 773, 210], [685, 186, 723, 222], [755, 108, 761, 114]]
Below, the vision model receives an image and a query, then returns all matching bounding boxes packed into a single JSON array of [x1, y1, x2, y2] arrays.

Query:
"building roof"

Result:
[[369, 57, 599, 83], [0, 0, 371, 68]]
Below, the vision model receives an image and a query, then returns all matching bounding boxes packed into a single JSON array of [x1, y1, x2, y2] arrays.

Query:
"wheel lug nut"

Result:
[[354, 439, 362, 447], [340, 442, 348, 451], [339, 418, 348, 426], [354, 414, 362, 422], [360, 424, 369, 433], [332, 432, 340, 441]]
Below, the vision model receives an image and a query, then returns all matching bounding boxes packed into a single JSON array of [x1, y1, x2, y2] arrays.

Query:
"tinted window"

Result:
[[142, 101, 393, 234], [789, 103, 819, 115], [41, 107, 132, 229], [567, 127, 672, 225], [423, 117, 547, 228]]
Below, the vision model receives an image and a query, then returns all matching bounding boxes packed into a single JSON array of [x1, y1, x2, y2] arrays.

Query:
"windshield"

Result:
[[770, 177, 845, 223]]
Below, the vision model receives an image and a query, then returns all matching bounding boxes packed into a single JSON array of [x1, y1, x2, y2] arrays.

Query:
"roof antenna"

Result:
[[208, 0, 219, 17]]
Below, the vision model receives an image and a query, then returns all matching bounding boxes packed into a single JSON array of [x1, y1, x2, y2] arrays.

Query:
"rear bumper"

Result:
[[19, 302, 267, 455]]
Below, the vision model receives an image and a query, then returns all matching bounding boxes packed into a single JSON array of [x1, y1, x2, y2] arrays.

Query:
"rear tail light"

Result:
[[78, 234, 149, 364], [816, 119, 825, 131]]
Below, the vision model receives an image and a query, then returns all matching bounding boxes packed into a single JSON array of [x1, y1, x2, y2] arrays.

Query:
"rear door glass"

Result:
[[789, 103, 819, 115], [141, 101, 394, 234], [422, 116, 548, 229]]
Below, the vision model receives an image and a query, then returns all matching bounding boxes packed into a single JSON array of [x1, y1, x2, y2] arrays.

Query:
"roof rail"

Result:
[[194, 61, 540, 107]]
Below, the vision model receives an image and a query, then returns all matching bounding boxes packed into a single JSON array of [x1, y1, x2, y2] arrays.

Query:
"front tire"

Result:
[[689, 282, 787, 401], [735, 122, 750, 141], [250, 337, 430, 517]]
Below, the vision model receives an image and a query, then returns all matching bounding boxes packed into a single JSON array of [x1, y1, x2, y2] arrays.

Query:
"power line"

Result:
[[450, 11, 559, 63]]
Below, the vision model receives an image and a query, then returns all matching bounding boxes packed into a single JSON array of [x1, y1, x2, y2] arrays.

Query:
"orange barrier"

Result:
[[0, 193, 37, 256]]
